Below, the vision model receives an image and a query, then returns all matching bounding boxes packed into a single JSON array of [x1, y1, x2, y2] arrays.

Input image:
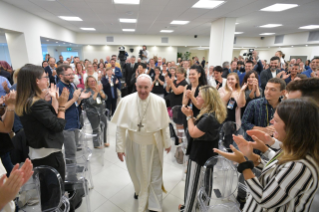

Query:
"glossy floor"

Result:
[[76, 122, 185, 212]]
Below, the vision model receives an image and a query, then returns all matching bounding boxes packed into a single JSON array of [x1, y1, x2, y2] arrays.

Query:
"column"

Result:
[[5, 31, 43, 70], [208, 18, 236, 67]]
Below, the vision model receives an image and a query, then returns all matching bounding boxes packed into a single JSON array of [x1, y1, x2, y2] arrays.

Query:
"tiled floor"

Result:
[[76, 121, 185, 212]]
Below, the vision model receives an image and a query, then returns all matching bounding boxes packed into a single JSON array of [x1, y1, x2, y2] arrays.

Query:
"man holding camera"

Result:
[[140, 45, 149, 63]]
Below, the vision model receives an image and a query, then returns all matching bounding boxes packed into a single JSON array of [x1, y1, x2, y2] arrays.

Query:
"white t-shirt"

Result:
[[0, 159, 15, 212], [271, 71, 276, 78], [83, 72, 98, 85]]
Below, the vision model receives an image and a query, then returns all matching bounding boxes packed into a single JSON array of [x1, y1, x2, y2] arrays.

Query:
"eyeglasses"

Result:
[[64, 73, 75, 77]]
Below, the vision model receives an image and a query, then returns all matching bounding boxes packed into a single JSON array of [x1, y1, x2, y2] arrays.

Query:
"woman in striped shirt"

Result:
[[214, 98, 319, 212]]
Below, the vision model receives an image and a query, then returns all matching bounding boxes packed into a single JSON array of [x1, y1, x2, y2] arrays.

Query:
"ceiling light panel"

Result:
[[260, 24, 282, 28], [260, 4, 298, 12], [299, 25, 319, 29], [235, 32, 243, 34], [170, 21, 189, 25], [160, 30, 173, 33], [114, 0, 140, 4], [119, 18, 137, 23], [58, 16, 82, 21], [192, 0, 225, 9], [259, 33, 275, 35], [80, 28, 96, 31], [122, 29, 135, 31]]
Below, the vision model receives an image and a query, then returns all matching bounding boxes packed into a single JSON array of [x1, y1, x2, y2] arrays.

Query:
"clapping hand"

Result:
[[281, 72, 290, 79], [165, 76, 172, 85], [181, 105, 193, 117], [241, 83, 248, 91], [252, 79, 258, 91], [58, 87, 70, 107], [247, 129, 275, 146], [48, 83, 59, 99], [2, 81, 8, 91], [115, 79, 119, 84], [213, 144, 246, 164], [4, 90, 16, 107], [80, 90, 91, 99]]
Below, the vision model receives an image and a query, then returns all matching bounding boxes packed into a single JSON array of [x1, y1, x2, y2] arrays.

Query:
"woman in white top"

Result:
[[275, 51, 285, 69], [83, 64, 98, 84], [214, 98, 319, 212]]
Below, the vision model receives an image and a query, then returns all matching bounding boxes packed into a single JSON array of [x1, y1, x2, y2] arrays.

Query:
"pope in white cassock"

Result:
[[111, 74, 171, 212]]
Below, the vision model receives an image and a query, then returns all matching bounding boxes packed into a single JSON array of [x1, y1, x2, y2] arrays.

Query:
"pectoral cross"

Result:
[[137, 122, 144, 132]]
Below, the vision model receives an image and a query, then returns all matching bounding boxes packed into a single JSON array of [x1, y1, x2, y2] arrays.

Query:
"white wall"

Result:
[[0, 1, 76, 66], [82, 45, 178, 62], [232, 46, 319, 62], [0, 45, 11, 65]]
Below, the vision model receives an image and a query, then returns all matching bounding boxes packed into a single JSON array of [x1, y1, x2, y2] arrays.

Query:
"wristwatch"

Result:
[[186, 116, 193, 121]]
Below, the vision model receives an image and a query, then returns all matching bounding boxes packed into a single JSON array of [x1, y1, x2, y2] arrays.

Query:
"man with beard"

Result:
[[260, 56, 282, 93]]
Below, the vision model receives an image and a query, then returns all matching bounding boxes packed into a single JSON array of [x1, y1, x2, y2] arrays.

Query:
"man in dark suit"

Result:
[[252, 51, 263, 75], [44, 57, 56, 79], [50, 69, 59, 85], [260, 56, 282, 93], [123, 56, 138, 94]]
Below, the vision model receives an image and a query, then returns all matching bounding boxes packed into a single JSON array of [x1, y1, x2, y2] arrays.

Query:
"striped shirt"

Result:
[[243, 150, 319, 212]]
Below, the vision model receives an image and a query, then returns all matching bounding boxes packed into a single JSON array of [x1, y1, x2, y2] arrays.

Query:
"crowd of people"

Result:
[[0, 47, 318, 212]]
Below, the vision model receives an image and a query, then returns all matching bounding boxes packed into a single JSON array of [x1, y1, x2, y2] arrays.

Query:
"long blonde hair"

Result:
[[197, 85, 227, 124], [225, 72, 241, 92]]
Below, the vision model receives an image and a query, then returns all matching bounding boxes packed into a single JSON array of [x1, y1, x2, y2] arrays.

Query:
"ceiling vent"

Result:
[[308, 31, 319, 42], [234, 36, 237, 44], [274, 35, 284, 44], [106, 36, 114, 42], [161, 37, 169, 44]]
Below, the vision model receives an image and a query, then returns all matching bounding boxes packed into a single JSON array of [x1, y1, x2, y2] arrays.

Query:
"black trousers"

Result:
[[32, 151, 65, 181], [106, 98, 117, 116]]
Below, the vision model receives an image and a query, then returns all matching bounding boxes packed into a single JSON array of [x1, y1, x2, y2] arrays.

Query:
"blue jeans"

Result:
[[1, 152, 14, 177]]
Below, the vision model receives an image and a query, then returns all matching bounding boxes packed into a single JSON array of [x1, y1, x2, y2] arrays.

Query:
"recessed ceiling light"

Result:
[[291, 46, 294, 47], [80, 28, 96, 31], [192, 0, 225, 9], [235, 32, 243, 34], [46, 40, 49, 41], [56, 42, 58, 43], [160, 30, 173, 33], [58, 16, 82, 21], [299, 25, 319, 29], [235, 23, 239, 25], [260, 4, 298, 12], [114, 0, 139, 4], [260, 24, 282, 28], [122, 29, 135, 32], [259, 33, 275, 35], [306, 45, 308, 47], [170, 20, 189, 25], [119, 18, 137, 23]]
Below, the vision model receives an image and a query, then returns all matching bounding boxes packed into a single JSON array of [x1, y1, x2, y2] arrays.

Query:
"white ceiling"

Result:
[[2, 0, 319, 37]]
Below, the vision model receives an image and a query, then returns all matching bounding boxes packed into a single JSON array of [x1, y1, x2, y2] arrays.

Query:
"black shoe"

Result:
[[77, 146, 82, 151], [134, 193, 138, 200]]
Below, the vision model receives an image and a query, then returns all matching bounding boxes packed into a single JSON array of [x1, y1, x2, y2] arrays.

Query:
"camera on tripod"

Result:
[[243, 49, 254, 60]]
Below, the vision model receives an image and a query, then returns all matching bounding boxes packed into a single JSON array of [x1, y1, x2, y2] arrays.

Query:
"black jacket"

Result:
[[44, 66, 53, 79], [123, 63, 138, 86], [19, 99, 66, 149], [260, 68, 281, 92], [101, 76, 119, 100]]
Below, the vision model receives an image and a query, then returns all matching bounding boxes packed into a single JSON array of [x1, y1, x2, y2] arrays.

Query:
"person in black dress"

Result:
[[179, 85, 227, 212], [151, 67, 165, 98]]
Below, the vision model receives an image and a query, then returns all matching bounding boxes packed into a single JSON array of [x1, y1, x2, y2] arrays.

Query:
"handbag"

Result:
[[174, 145, 184, 164]]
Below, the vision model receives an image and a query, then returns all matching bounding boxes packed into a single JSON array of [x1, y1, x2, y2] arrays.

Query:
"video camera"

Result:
[[243, 49, 254, 61], [118, 46, 127, 61]]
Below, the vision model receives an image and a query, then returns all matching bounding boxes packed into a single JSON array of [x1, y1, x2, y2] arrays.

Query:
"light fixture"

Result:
[[58, 16, 82, 21], [46, 40, 49, 41], [80, 28, 96, 31], [56, 42, 58, 43], [122, 29, 135, 32], [299, 25, 319, 29], [119, 18, 137, 23], [114, 0, 140, 4], [259, 33, 275, 35], [170, 20, 189, 25], [291, 46, 294, 47], [160, 30, 173, 33], [306, 45, 308, 47], [259, 24, 282, 28], [234, 32, 243, 34], [192, 0, 225, 9], [235, 23, 239, 25], [260, 4, 298, 12]]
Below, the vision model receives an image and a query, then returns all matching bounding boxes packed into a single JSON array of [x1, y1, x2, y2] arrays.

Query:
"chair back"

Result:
[[33, 165, 67, 212], [171, 105, 185, 125], [198, 156, 240, 212], [218, 121, 236, 152]]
